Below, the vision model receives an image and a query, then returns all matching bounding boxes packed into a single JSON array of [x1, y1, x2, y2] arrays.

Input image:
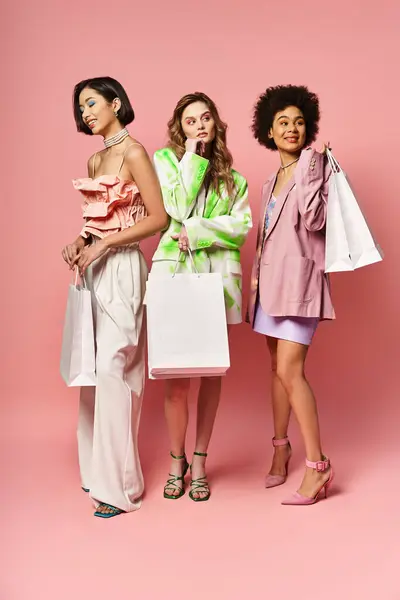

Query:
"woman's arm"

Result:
[[183, 176, 252, 251], [154, 147, 209, 222], [295, 148, 331, 232], [76, 154, 98, 246], [61, 156, 95, 267]]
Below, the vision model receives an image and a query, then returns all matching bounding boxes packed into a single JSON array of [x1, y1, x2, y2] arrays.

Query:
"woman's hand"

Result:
[[75, 240, 108, 274], [61, 237, 85, 269], [317, 141, 331, 154], [171, 226, 189, 252], [185, 138, 206, 156]]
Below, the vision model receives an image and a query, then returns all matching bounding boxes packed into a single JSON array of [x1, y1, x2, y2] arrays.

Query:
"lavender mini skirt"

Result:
[[253, 301, 319, 346]]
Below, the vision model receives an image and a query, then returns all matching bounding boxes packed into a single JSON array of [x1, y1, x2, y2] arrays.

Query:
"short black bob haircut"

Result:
[[252, 85, 320, 151], [73, 76, 135, 135]]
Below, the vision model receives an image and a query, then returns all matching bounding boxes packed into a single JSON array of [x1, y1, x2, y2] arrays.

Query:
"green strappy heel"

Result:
[[164, 452, 189, 500], [189, 451, 210, 502]]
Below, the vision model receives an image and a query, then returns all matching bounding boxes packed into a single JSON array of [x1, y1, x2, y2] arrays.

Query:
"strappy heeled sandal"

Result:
[[189, 451, 210, 502], [164, 452, 189, 500], [281, 456, 334, 506], [265, 436, 292, 488], [94, 503, 125, 518]]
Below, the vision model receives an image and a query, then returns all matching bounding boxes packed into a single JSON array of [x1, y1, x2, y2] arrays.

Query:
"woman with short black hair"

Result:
[[62, 76, 167, 518]]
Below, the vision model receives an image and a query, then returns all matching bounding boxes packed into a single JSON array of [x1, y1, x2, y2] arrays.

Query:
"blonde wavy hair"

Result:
[[167, 92, 235, 198]]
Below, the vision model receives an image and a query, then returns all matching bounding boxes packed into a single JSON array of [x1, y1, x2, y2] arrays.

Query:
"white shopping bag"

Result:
[[325, 150, 383, 273], [146, 252, 230, 379], [60, 270, 96, 387]]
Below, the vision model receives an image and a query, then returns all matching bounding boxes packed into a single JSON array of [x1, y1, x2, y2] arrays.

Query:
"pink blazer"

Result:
[[247, 147, 335, 323]]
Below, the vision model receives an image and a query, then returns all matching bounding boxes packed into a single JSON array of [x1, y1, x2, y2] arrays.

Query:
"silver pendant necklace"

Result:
[[280, 157, 300, 170]]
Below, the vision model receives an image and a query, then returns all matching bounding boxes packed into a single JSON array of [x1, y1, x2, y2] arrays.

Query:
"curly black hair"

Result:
[[252, 85, 320, 150]]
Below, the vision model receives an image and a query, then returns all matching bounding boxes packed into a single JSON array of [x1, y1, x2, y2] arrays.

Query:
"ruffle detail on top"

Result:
[[72, 175, 147, 239]]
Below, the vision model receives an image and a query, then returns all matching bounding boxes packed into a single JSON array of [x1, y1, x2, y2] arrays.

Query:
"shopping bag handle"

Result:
[[325, 148, 341, 174], [73, 267, 88, 288], [172, 249, 200, 277]]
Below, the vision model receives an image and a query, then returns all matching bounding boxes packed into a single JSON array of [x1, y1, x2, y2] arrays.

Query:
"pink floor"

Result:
[[2, 328, 399, 600]]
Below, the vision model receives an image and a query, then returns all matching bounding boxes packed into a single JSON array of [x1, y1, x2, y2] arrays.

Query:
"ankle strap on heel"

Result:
[[272, 437, 290, 447], [193, 451, 207, 457], [170, 451, 186, 461], [306, 456, 330, 472]]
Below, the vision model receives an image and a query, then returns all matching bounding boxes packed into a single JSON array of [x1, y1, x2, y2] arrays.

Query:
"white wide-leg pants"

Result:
[[77, 245, 148, 512]]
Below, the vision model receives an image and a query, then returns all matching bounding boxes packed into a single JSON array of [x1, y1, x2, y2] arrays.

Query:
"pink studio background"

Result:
[[2, 1, 399, 599]]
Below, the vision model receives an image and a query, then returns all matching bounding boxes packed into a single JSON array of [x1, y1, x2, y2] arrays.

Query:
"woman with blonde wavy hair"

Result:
[[151, 92, 252, 502]]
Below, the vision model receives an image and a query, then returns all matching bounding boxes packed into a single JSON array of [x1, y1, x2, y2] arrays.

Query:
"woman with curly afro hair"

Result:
[[247, 84, 335, 505]]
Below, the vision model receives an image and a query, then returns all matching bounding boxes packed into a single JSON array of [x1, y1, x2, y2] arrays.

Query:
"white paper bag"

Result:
[[325, 174, 353, 272], [146, 253, 230, 379], [325, 150, 384, 273], [60, 271, 96, 387]]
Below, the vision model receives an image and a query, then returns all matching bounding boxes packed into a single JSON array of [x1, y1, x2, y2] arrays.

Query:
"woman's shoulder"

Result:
[[231, 168, 248, 189], [123, 138, 147, 159], [87, 149, 106, 175], [153, 147, 180, 173], [154, 146, 177, 161]]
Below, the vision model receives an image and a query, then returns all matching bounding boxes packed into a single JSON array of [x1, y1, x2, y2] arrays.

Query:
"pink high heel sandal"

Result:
[[281, 456, 334, 505], [265, 437, 291, 489]]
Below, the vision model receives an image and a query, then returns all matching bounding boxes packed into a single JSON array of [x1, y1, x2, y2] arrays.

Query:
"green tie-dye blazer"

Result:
[[151, 147, 252, 324]]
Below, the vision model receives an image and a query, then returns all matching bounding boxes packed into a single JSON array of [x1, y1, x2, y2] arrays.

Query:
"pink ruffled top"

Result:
[[72, 175, 147, 239]]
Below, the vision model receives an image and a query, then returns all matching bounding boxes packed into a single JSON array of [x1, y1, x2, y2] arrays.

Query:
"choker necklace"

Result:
[[103, 128, 129, 148], [280, 157, 300, 170]]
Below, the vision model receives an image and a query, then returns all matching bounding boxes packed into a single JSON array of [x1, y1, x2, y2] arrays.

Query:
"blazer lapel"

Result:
[[263, 175, 296, 243], [252, 176, 275, 269], [203, 185, 220, 219], [257, 177, 275, 246]]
